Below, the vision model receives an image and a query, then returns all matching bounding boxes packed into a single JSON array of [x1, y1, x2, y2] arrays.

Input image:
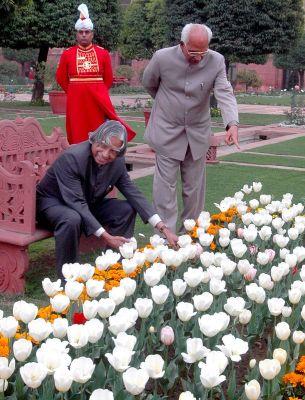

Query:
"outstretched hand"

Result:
[[163, 227, 179, 249], [101, 231, 130, 249], [225, 125, 240, 149]]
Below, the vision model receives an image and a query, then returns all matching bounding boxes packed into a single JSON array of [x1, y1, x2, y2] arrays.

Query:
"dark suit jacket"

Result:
[[36, 141, 155, 236]]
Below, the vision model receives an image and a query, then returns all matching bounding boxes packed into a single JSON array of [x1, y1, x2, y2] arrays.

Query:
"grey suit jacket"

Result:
[[36, 142, 155, 236], [142, 45, 239, 161]]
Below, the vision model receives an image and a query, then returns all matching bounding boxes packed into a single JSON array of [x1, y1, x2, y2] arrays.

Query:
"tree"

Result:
[[2, 48, 38, 76], [0, 0, 28, 17], [165, 0, 304, 69], [0, 0, 121, 102], [119, 0, 168, 59], [274, 35, 305, 89]]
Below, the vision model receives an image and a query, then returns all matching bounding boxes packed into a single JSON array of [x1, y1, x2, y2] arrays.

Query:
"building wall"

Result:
[[235, 56, 283, 91]]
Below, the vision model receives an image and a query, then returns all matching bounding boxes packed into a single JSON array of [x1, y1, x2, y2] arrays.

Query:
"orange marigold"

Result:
[[0, 336, 9, 358], [296, 356, 305, 373], [283, 372, 304, 387]]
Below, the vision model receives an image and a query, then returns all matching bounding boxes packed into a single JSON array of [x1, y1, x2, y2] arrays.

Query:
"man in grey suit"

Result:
[[36, 120, 178, 280], [143, 23, 239, 233]]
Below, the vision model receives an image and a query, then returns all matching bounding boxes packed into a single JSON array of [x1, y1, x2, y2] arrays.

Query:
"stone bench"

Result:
[[0, 118, 115, 294]]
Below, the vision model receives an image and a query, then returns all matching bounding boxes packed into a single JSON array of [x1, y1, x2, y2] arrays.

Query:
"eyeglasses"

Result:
[[183, 44, 209, 58]]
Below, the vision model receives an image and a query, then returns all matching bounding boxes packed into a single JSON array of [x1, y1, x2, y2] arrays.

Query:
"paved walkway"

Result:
[[12, 93, 290, 115]]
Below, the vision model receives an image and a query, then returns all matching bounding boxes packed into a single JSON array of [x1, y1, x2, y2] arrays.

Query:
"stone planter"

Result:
[[49, 90, 67, 115]]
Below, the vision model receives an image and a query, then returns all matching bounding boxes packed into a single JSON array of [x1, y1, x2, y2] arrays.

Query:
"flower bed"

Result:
[[0, 182, 305, 399]]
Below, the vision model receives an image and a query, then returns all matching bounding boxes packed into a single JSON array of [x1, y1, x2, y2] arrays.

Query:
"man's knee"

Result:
[[56, 210, 82, 233], [121, 201, 136, 219]]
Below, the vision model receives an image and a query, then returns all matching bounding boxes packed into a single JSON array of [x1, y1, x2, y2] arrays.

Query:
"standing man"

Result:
[[56, 3, 136, 144], [36, 120, 178, 281], [143, 23, 239, 233]]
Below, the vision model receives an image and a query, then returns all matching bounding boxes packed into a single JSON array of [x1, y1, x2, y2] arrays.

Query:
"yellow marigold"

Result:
[[210, 242, 217, 251], [37, 305, 52, 320], [283, 372, 303, 387]]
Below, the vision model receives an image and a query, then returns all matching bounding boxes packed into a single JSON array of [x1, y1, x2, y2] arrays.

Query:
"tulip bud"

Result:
[[275, 322, 291, 341], [245, 379, 260, 400], [282, 306, 292, 318], [149, 326, 155, 333], [249, 359, 256, 368], [293, 331, 305, 344], [160, 326, 175, 346], [239, 309, 252, 325], [273, 348, 287, 365]]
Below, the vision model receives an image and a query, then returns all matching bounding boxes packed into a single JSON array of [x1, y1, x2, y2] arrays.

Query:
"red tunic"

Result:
[[56, 44, 136, 144]]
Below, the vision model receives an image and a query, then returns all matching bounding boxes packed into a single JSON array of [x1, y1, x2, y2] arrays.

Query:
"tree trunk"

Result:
[[31, 44, 49, 103], [299, 70, 304, 90]]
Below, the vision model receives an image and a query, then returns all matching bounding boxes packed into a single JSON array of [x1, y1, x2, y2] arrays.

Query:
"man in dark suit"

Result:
[[36, 120, 178, 279]]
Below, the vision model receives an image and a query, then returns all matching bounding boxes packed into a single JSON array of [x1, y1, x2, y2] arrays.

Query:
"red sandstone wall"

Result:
[[236, 56, 283, 91]]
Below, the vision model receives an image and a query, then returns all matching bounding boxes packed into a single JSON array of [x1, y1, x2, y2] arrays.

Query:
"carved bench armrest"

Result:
[[0, 160, 37, 234]]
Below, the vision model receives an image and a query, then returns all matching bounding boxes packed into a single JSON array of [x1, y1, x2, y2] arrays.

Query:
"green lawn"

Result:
[[220, 152, 305, 169], [244, 136, 305, 157], [236, 94, 304, 107], [213, 113, 286, 126]]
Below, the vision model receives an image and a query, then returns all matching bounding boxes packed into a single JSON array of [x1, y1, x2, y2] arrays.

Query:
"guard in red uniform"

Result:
[[56, 3, 136, 144]]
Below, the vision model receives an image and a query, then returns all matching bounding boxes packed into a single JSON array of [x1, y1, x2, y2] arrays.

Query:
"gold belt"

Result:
[[69, 77, 104, 82]]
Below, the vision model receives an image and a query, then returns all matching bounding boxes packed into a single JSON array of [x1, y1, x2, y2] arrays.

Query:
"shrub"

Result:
[[115, 65, 134, 81], [0, 61, 19, 79], [237, 69, 262, 92]]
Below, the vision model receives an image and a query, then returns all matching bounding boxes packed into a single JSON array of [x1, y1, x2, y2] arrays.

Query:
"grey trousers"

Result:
[[37, 198, 136, 279], [153, 147, 206, 233]]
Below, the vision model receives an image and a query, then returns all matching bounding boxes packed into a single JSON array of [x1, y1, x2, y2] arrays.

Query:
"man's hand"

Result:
[[101, 231, 130, 249], [156, 222, 179, 249], [225, 125, 240, 148]]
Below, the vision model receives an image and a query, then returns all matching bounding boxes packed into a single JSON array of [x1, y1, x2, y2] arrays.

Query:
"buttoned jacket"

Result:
[[142, 45, 239, 161]]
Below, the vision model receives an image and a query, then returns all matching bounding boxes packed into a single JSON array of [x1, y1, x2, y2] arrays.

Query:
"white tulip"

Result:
[[97, 298, 116, 318], [200, 252, 215, 268], [224, 297, 245, 317], [221, 259, 236, 276], [67, 324, 89, 348], [181, 338, 210, 363], [178, 234, 193, 248], [198, 312, 230, 337], [0, 358, 15, 380], [151, 285, 170, 304], [143, 247, 158, 263], [242, 213, 253, 226], [42, 278, 62, 297], [150, 234, 165, 247], [289, 288, 302, 304], [275, 322, 291, 341], [253, 182, 262, 192], [78, 263, 95, 282], [112, 332, 137, 351], [64, 280, 84, 300], [176, 302, 196, 322], [28, 318, 52, 342], [260, 194, 271, 205], [172, 279, 187, 296], [13, 339, 32, 362], [193, 292, 213, 312], [230, 238, 247, 258], [209, 279, 227, 295], [89, 389, 114, 400], [217, 334, 249, 362], [237, 259, 252, 275], [245, 379, 261, 400], [256, 252, 270, 266], [144, 268, 162, 287], [61, 263, 82, 280], [249, 359, 256, 368], [121, 258, 138, 274], [85, 279, 105, 298], [273, 348, 287, 365], [20, 362, 48, 388], [95, 249, 120, 271], [85, 319, 104, 343], [122, 367, 149, 395], [271, 266, 284, 282], [273, 234, 289, 248], [258, 274, 274, 290], [140, 354, 165, 379], [36, 346, 71, 375], [243, 225, 258, 242], [285, 253, 298, 269], [199, 363, 226, 388], [70, 357, 95, 383], [120, 278, 136, 297], [50, 294, 70, 313], [207, 266, 223, 280], [179, 391, 196, 400], [239, 309, 252, 324], [268, 298, 285, 316], [293, 331, 305, 344], [259, 359, 281, 380], [54, 367, 73, 392], [109, 286, 126, 306], [184, 219, 196, 231], [219, 237, 230, 247], [199, 233, 214, 247], [259, 226, 272, 241], [133, 251, 146, 267], [119, 242, 134, 259], [228, 222, 236, 231], [246, 284, 266, 304], [105, 347, 134, 372], [52, 318, 69, 339], [294, 247, 305, 263], [184, 267, 204, 287], [0, 316, 18, 338], [134, 298, 153, 318], [282, 306, 292, 318], [83, 300, 98, 320]]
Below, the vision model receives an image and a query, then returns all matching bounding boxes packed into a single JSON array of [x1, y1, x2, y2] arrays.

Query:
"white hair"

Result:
[[181, 23, 212, 44]]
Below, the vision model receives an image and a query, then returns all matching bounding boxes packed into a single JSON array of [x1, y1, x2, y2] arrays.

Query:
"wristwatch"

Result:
[[159, 224, 168, 233]]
